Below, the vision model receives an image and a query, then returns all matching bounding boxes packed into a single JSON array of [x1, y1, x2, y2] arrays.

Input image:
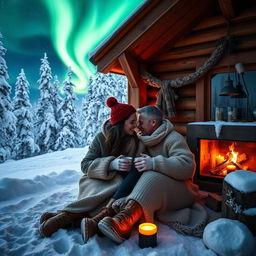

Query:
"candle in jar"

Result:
[[215, 155, 225, 166], [138, 223, 157, 248]]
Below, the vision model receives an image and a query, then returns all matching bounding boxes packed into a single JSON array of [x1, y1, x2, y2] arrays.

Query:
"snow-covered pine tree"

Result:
[[55, 67, 81, 150], [114, 74, 128, 103], [0, 33, 16, 162], [36, 53, 58, 153], [51, 75, 63, 129], [81, 72, 128, 145], [13, 69, 39, 159]]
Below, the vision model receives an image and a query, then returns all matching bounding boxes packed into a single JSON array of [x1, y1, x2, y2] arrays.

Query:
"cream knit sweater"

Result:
[[124, 120, 208, 237]]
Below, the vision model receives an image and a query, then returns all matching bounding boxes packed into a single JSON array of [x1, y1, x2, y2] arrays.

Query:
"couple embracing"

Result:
[[39, 97, 207, 244]]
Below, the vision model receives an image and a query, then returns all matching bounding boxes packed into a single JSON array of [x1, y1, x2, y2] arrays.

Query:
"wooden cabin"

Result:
[[89, 0, 256, 136]]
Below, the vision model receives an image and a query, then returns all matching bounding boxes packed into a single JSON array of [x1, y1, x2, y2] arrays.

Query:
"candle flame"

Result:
[[139, 223, 157, 236]]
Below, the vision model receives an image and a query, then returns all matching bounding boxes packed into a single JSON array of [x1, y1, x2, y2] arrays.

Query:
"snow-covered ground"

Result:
[[0, 148, 255, 256]]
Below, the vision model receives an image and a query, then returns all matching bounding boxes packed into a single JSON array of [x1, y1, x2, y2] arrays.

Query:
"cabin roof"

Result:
[[90, 0, 229, 74], [89, 0, 245, 74]]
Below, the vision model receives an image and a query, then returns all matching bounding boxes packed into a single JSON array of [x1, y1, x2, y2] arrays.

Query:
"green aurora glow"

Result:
[[0, 0, 145, 95]]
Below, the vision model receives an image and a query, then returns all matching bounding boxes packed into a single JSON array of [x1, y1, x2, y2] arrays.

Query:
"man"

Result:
[[98, 105, 207, 244]]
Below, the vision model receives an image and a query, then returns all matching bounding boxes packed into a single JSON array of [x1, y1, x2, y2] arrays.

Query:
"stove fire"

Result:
[[209, 143, 248, 176], [199, 140, 256, 178]]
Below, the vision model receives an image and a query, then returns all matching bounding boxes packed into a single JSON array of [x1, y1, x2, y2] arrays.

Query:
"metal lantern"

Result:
[[219, 75, 239, 96]]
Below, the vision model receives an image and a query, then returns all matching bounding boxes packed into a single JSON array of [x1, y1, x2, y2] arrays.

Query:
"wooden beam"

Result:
[[118, 52, 148, 108], [218, 0, 236, 20], [138, 0, 215, 60], [95, 0, 180, 72], [118, 53, 139, 88], [128, 83, 140, 109]]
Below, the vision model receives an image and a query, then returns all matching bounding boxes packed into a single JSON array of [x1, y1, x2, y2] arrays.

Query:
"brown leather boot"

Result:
[[40, 212, 58, 224], [98, 200, 143, 244], [80, 207, 115, 243], [39, 211, 85, 237]]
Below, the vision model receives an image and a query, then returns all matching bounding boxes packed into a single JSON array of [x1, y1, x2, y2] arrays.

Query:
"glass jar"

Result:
[[227, 107, 237, 122], [215, 107, 224, 121]]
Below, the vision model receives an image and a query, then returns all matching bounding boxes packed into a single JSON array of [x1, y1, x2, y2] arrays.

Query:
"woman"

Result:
[[39, 97, 143, 243]]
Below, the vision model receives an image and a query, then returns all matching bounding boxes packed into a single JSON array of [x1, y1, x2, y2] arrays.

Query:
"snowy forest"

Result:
[[0, 33, 128, 163]]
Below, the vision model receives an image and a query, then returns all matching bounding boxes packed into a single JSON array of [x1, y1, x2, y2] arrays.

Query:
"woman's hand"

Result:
[[109, 155, 132, 172], [134, 153, 155, 172]]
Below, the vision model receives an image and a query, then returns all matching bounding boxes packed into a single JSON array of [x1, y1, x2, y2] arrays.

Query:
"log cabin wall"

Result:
[[145, 4, 256, 136]]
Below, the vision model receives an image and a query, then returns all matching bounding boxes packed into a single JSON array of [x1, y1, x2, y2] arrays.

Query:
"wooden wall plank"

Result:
[[170, 110, 196, 123], [173, 123, 187, 136], [193, 6, 256, 31], [175, 20, 256, 48], [176, 98, 196, 110], [156, 36, 256, 61]]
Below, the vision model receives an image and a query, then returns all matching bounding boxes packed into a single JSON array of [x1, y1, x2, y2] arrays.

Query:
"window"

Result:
[[211, 71, 256, 121]]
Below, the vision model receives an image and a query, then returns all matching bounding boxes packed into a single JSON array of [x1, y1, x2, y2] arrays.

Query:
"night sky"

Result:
[[0, 0, 145, 103]]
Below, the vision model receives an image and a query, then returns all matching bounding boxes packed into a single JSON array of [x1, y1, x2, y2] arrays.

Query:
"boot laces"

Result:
[[115, 208, 132, 223]]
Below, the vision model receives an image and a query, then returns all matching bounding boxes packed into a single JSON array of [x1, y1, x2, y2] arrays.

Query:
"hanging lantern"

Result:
[[219, 75, 239, 96]]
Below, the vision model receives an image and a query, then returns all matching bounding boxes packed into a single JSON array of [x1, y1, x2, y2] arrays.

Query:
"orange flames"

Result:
[[210, 143, 248, 176], [199, 139, 255, 178], [228, 143, 238, 163]]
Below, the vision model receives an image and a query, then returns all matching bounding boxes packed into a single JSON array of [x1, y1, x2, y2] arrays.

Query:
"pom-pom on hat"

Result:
[[106, 97, 136, 125]]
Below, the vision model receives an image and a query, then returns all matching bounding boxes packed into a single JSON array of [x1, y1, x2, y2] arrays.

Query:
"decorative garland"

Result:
[[141, 35, 237, 118]]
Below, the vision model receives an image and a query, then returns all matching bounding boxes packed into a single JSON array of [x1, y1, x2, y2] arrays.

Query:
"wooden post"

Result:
[[195, 61, 207, 121], [118, 52, 147, 108]]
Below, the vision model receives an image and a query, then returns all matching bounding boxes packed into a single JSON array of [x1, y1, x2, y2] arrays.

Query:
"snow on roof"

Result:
[[224, 170, 256, 193], [188, 121, 256, 138]]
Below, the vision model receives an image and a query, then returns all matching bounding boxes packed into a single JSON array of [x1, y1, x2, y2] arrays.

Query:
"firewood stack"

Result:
[[222, 170, 256, 235]]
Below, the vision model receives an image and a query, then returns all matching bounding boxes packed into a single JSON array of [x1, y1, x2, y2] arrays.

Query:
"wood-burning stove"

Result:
[[187, 122, 256, 193]]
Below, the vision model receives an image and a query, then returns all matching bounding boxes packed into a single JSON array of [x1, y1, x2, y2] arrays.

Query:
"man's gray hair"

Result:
[[137, 105, 163, 124]]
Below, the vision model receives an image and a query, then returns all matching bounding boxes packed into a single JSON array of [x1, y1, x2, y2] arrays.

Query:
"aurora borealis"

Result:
[[0, 0, 145, 100]]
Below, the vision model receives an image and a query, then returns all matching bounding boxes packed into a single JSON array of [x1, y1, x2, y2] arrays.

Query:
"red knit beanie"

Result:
[[106, 97, 136, 125]]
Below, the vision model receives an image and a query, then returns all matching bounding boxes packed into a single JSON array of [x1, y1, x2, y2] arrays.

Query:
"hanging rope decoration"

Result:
[[141, 35, 237, 118]]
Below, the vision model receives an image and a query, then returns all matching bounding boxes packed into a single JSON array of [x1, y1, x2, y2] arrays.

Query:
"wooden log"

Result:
[[193, 6, 256, 31], [176, 98, 196, 110], [176, 85, 196, 97], [150, 58, 199, 72], [156, 70, 193, 80], [170, 110, 195, 123], [147, 86, 196, 99], [222, 178, 256, 236], [147, 97, 196, 109], [173, 123, 187, 136], [155, 35, 256, 61], [175, 20, 256, 48]]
